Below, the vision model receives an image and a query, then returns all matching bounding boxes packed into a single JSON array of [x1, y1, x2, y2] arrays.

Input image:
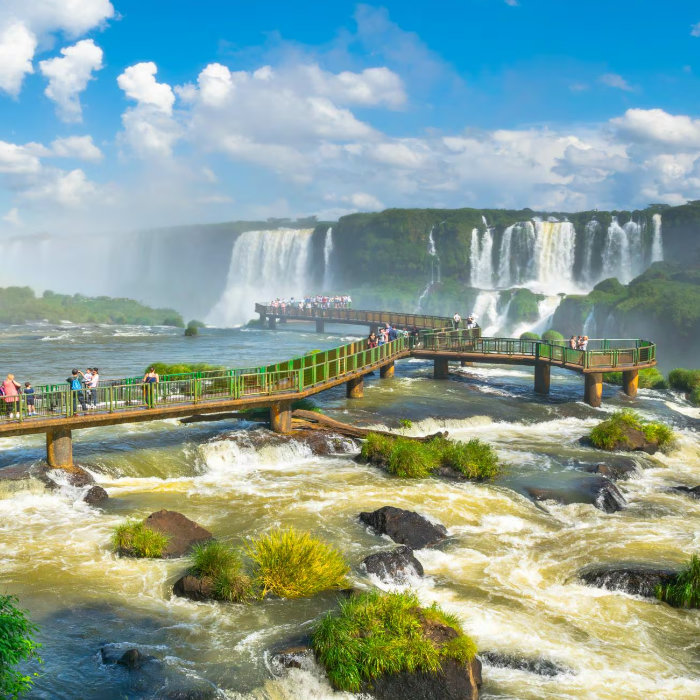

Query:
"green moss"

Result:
[[190, 541, 253, 603], [112, 519, 170, 558], [520, 332, 540, 340], [0, 595, 42, 699], [603, 367, 668, 389], [589, 410, 675, 451], [312, 590, 477, 693], [656, 555, 700, 609]]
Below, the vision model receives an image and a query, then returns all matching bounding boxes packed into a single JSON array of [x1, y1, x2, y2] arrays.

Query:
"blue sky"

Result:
[[1, 0, 700, 234]]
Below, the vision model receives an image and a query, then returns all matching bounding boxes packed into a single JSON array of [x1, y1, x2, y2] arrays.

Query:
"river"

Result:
[[0, 321, 698, 699]]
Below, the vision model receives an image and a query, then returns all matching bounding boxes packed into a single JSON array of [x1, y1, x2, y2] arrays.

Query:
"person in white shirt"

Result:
[[452, 312, 461, 329], [88, 367, 99, 408], [580, 336, 589, 351]]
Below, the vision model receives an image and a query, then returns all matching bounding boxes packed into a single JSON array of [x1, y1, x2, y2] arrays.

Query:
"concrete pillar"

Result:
[[270, 401, 292, 433], [315, 319, 325, 333], [268, 316, 276, 330], [258, 313, 266, 327], [380, 361, 395, 378], [346, 376, 364, 398], [622, 369, 639, 398], [584, 372, 603, 408], [434, 358, 449, 379], [46, 428, 73, 468], [534, 363, 551, 395]]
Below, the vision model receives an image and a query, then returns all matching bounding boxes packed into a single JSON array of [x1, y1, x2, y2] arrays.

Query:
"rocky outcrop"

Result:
[[269, 645, 315, 672], [172, 574, 215, 601], [669, 485, 700, 499], [581, 425, 659, 454], [215, 427, 359, 456], [526, 476, 626, 513], [578, 564, 678, 597], [479, 651, 570, 677], [362, 546, 424, 582], [580, 458, 640, 481], [360, 506, 447, 549], [144, 510, 213, 558], [83, 484, 108, 505]]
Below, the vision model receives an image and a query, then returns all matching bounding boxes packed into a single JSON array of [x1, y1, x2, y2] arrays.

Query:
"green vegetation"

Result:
[[144, 362, 224, 376], [190, 541, 253, 602], [668, 368, 700, 405], [603, 367, 668, 389], [246, 527, 349, 599], [112, 519, 170, 558], [655, 555, 700, 609], [0, 286, 183, 326], [589, 410, 675, 451], [0, 595, 42, 699], [312, 590, 477, 693], [184, 319, 205, 336], [360, 433, 501, 480], [504, 288, 545, 328], [542, 329, 564, 342], [399, 418, 413, 429], [520, 332, 540, 340]]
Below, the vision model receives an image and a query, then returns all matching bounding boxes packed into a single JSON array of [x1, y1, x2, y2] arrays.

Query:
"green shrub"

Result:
[[246, 527, 349, 599], [387, 439, 439, 478], [184, 320, 204, 337], [312, 590, 477, 693], [690, 386, 700, 406], [603, 368, 668, 389], [589, 410, 675, 451], [112, 519, 170, 558], [656, 554, 700, 609], [668, 369, 700, 405], [439, 438, 501, 480], [399, 418, 413, 429], [360, 432, 395, 464], [0, 595, 42, 699], [190, 541, 252, 603], [519, 332, 540, 340], [542, 330, 564, 342]]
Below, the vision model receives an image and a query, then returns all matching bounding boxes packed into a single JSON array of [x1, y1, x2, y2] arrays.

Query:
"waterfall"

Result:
[[206, 228, 314, 327], [583, 307, 596, 336], [497, 225, 514, 287], [601, 217, 633, 283], [417, 226, 441, 310], [471, 290, 502, 336], [322, 227, 334, 290], [509, 295, 564, 338], [470, 227, 494, 288], [581, 220, 600, 285], [528, 220, 576, 292], [651, 214, 663, 263]]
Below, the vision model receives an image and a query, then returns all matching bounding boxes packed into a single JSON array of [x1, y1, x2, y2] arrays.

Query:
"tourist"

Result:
[[143, 367, 159, 408], [569, 335, 577, 350], [367, 331, 378, 348], [24, 382, 36, 416], [67, 369, 87, 414], [377, 328, 387, 346], [88, 368, 99, 408], [580, 336, 589, 351], [452, 312, 461, 329], [2, 374, 21, 418], [387, 324, 398, 341]]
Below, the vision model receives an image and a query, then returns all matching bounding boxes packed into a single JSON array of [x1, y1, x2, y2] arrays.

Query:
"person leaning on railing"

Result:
[[142, 367, 159, 408]]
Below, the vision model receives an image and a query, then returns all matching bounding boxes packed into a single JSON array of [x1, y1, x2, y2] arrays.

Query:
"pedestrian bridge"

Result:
[[0, 305, 656, 470]]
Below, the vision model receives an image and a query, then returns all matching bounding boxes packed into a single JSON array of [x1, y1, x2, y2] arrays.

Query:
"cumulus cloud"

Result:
[[0, 141, 42, 174], [0, 22, 37, 96], [50, 135, 103, 161], [39, 39, 103, 121], [118, 62, 175, 113], [22, 168, 96, 207], [611, 108, 700, 149], [599, 73, 634, 92]]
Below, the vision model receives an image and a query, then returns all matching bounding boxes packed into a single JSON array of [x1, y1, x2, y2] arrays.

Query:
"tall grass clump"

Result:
[[360, 432, 395, 464], [387, 439, 440, 478], [589, 410, 675, 451], [0, 595, 42, 699], [112, 519, 169, 558], [190, 541, 252, 602], [312, 590, 477, 693], [656, 555, 700, 609], [247, 527, 349, 599], [668, 368, 700, 406], [603, 367, 668, 389], [439, 438, 501, 480]]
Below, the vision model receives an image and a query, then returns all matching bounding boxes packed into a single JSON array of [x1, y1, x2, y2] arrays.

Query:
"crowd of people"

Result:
[[269, 295, 352, 311], [569, 335, 589, 351], [367, 324, 415, 348]]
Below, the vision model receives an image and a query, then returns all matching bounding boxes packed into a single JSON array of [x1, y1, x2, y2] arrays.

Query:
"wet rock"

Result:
[[117, 648, 155, 670], [580, 458, 640, 481], [154, 686, 217, 700], [83, 484, 108, 505], [215, 427, 358, 457], [144, 510, 213, 558], [669, 485, 700, 499], [479, 651, 570, 677], [34, 463, 95, 489], [270, 645, 314, 671], [578, 564, 678, 597], [172, 574, 215, 601], [526, 476, 626, 513], [362, 546, 424, 582], [359, 506, 447, 549]]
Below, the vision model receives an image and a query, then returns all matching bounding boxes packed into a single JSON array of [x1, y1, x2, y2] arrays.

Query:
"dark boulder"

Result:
[[580, 458, 640, 481], [526, 476, 626, 513], [269, 645, 314, 671], [578, 564, 678, 597], [479, 651, 570, 677], [359, 506, 447, 549], [83, 484, 108, 505], [215, 428, 359, 457], [144, 510, 213, 558], [172, 574, 215, 601], [362, 546, 424, 582], [117, 648, 155, 670], [669, 485, 700, 499], [33, 463, 95, 489]]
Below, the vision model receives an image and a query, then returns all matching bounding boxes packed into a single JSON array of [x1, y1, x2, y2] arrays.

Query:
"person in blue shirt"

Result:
[[67, 369, 87, 413], [24, 382, 36, 416]]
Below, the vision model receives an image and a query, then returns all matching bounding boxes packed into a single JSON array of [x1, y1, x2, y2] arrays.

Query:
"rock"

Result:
[[362, 546, 424, 582], [144, 510, 213, 558], [270, 645, 314, 671], [580, 458, 640, 481], [669, 485, 700, 499], [215, 428, 359, 457], [83, 484, 108, 505], [526, 476, 626, 513], [117, 648, 154, 670], [172, 574, 215, 601], [359, 506, 447, 549], [34, 463, 95, 489], [479, 651, 570, 677], [578, 564, 678, 597]]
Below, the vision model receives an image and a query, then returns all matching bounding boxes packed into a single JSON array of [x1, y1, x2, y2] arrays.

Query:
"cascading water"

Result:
[[417, 227, 441, 310], [470, 227, 494, 288], [600, 217, 649, 284], [206, 228, 314, 326], [528, 219, 576, 292], [322, 227, 334, 290], [471, 290, 503, 336], [580, 220, 601, 285], [651, 213, 663, 263]]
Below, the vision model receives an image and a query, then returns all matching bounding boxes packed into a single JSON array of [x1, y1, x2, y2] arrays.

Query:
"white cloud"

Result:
[[39, 39, 103, 122], [50, 135, 102, 161], [0, 22, 37, 96], [344, 192, 384, 210], [22, 168, 96, 207], [691, 22, 700, 37], [118, 62, 175, 113], [505, 0, 520, 6], [0, 141, 42, 174], [2, 207, 20, 225], [599, 73, 634, 92], [300, 64, 405, 107], [611, 108, 700, 149]]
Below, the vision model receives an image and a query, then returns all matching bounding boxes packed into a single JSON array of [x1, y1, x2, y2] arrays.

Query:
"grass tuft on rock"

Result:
[[112, 519, 169, 558], [438, 437, 501, 480], [589, 410, 675, 451], [655, 554, 700, 609], [246, 527, 349, 599], [190, 541, 252, 603], [312, 590, 477, 693], [603, 367, 668, 390], [668, 368, 700, 406], [388, 439, 440, 478]]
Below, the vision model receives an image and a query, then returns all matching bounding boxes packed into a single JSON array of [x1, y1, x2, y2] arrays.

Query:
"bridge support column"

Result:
[[258, 312, 266, 327], [622, 369, 639, 398], [584, 373, 603, 408], [46, 428, 73, 469], [380, 361, 395, 378], [315, 319, 325, 333], [270, 401, 292, 434], [346, 376, 364, 398], [434, 358, 449, 379], [268, 316, 276, 330], [534, 363, 550, 395]]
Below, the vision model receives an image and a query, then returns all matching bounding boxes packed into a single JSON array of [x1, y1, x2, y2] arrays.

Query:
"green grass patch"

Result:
[[437, 437, 501, 480], [247, 527, 349, 599], [112, 519, 170, 558], [668, 369, 700, 405], [399, 418, 413, 429], [603, 368, 668, 389], [388, 439, 440, 478], [312, 590, 477, 693], [656, 554, 700, 609], [190, 541, 253, 603], [0, 595, 42, 699], [589, 410, 675, 451], [360, 432, 396, 464]]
